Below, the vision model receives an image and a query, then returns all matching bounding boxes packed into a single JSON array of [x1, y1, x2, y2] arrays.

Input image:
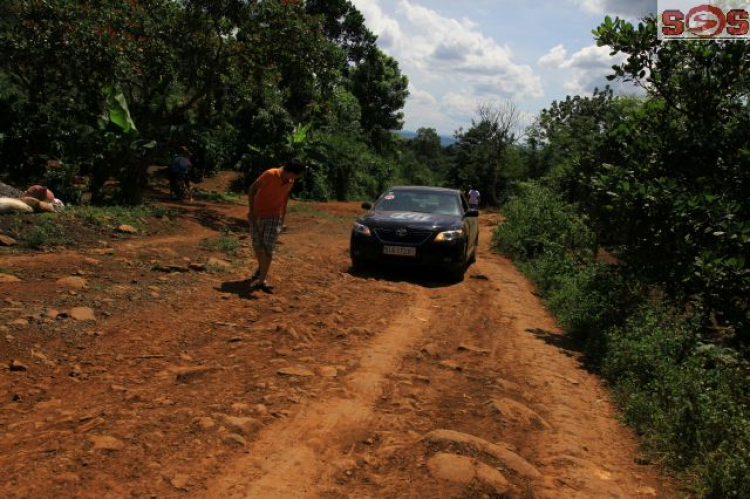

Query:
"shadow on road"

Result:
[[526, 328, 601, 373], [526, 328, 581, 357], [216, 279, 260, 300], [346, 265, 467, 289]]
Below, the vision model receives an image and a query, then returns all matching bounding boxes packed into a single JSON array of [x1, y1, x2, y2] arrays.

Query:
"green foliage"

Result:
[[446, 102, 522, 205], [0, 0, 410, 205], [587, 16, 750, 337], [43, 162, 84, 205], [602, 307, 750, 498], [25, 217, 73, 249], [349, 47, 409, 150], [301, 132, 395, 201], [67, 205, 164, 230], [199, 231, 241, 255], [192, 190, 240, 204], [495, 182, 596, 262]]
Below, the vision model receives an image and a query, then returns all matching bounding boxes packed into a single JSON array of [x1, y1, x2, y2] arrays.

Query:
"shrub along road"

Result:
[[0, 193, 672, 497]]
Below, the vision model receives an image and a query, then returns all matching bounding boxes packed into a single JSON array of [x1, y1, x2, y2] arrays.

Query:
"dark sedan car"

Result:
[[350, 186, 479, 281]]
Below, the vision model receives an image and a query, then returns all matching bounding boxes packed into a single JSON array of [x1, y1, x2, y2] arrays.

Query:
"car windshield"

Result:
[[374, 191, 461, 216]]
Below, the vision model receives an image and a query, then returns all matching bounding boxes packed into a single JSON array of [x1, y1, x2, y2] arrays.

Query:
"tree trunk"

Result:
[[118, 161, 150, 205]]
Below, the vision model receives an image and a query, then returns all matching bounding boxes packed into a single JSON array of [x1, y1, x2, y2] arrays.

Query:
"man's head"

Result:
[[179, 145, 193, 158], [282, 159, 307, 181]]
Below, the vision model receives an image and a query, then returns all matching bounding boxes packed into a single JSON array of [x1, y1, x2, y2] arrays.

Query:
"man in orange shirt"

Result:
[[247, 160, 307, 292]]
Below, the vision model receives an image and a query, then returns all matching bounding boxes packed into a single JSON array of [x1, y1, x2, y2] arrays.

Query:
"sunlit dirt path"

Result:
[[1, 188, 672, 498]]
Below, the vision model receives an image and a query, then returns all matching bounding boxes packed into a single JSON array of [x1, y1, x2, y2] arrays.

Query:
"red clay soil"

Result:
[[0, 177, 674, 498]]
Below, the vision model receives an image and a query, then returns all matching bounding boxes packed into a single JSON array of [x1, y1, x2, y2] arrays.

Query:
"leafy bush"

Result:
[[602, 307, 750, 498], [25, 217, 73, 249], [44, 162, 85, 205], [495, 181, 597, 262]]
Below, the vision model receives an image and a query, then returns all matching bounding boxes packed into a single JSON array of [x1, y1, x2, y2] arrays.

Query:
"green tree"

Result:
[[590, 16, 750, 336], [447, 101, 521, 205], [304, 0, 376, 68], [349, 47, 409, 150]]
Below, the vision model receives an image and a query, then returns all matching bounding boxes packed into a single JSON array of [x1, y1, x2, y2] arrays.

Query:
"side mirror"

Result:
[[465, 209, 479, 218], [361, 202, 372, 210]]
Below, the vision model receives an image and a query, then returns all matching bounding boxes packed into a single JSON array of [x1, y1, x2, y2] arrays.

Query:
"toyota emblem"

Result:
[[396, 228, 408, 237]]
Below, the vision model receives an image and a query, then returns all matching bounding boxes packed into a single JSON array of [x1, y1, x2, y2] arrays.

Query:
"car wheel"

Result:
[[350, 255, 368, 272], [446, 264, 466, 283]]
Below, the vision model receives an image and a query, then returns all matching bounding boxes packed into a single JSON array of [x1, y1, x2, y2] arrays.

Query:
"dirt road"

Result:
[[0, 187, 672, 498]]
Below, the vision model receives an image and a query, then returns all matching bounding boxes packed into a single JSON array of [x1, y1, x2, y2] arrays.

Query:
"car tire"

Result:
[[350, 255, 368, 272], [446, 265, 465, 283]]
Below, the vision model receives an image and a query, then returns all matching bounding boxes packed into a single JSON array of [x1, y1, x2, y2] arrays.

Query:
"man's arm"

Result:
[[247, 180, 260, 221]]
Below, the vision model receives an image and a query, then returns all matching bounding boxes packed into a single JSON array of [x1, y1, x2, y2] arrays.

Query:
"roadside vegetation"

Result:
[[0, 205, 175, 250], [496, 17, 750, 498]]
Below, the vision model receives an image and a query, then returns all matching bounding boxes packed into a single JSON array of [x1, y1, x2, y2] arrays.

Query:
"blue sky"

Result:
[[350, 0, 657, 135]]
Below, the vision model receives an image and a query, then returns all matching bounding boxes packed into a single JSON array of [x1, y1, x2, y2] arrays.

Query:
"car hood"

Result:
[[359, 210, 461, 229]]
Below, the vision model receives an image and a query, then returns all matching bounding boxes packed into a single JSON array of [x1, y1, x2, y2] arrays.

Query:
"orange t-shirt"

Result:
[[252, 168, 295, 217]]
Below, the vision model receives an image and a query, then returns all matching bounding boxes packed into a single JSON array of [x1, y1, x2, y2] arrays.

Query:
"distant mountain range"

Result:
[[397, 130, 456, 147]]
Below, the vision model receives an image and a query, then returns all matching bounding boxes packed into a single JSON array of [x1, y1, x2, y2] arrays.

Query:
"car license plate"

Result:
[[383, 245, 416, 257]]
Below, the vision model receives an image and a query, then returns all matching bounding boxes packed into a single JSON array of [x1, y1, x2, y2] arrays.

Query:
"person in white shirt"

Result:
[[467, 186, 480, 210]]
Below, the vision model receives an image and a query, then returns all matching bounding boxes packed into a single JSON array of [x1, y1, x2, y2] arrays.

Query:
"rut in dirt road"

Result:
[[207, 288, 434, 498]]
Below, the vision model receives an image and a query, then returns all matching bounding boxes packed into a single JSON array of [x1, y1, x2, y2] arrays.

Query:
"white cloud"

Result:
[[350, 0, 543, 133], [574, 0, 656, 18], [540, 43, 627, 95], [352, 1, 404, 50], [539, 45, 568, 67]]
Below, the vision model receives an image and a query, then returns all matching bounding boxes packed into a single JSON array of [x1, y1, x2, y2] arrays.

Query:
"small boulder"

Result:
[[90, 435, 125, 451], [170, 474, 190, 490], [0, 235, 16, 247], [193, 417, 216, 430], [20, 197, 41, 211], [116, 225, 138, 234], [277, 366, 315, 377], [9, 360, 28, 372], [0, 274, 21, 283], [427, 453, 510, 495], [222, 415, 261, 435], [56, 276, 88, 290], [37, 201, 55, 213], [207, 257, 232, 271], [69, 307, 96, 321], [0, 198, 33, 214]]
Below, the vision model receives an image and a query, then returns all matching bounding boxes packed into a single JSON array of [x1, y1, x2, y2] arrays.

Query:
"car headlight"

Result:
[[353, 223, 372, 237], [435, 229, 464, 242]]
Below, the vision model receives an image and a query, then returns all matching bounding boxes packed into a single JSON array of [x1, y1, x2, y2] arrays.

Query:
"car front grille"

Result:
[[374, 228, 434, 245]]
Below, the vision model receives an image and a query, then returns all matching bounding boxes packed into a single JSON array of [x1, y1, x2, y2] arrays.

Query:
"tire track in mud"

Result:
[[205, 287, 434, 498]]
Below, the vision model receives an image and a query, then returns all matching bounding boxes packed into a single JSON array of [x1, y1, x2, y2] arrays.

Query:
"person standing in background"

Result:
[[169, 146, 193, 201], [468, 186, 481, 210]]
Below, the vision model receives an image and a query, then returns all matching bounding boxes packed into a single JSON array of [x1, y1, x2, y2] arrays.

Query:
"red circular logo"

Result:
[[686, 4, 726, 37]]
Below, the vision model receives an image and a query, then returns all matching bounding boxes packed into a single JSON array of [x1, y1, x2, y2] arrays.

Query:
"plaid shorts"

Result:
[[251, 216, 282, 254]]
